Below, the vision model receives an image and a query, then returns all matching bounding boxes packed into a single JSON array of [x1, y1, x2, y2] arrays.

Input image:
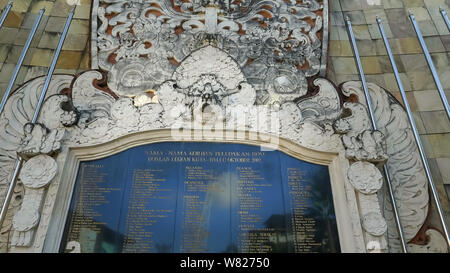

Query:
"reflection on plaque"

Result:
[[60, 142, 340, 253]]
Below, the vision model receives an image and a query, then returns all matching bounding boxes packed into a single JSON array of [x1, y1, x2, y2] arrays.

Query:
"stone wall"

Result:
[[0, 0, 90, 93], [327, 0, 450, 229], [0, 0, 448, 244]]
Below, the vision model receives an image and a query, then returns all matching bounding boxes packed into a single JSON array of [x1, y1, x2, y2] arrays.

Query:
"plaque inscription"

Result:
[[61, 142, 340, 253]]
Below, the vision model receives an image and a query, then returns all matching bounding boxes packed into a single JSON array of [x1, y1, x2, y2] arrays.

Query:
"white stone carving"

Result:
[[18, 123, 65, 158], [65, 241, 81, 253], [347, 162, 383, 195], [334, 103, 387, 162], [19, 155, 58, 189], [406, 229, 448, 253], [0, 62, 438, 254], [11, 154, 58, 247], [362, 212, 388, 237], [91, 0, 328, 102], [339, 81, 441, 253], [0, 75, 73, 251]]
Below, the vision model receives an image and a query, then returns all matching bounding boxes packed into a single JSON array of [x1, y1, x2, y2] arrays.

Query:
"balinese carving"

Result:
[[91, 0, 328, 103], [362, 211, 388, 237], [334, 103, 387, 162], [12, 155, 58, 247], [407, 229, 448, 253], [65, 241, 81, 253], [0, 76, 73, 211], [19, 155, 58, 189], [347, 162, 383, 195], [60, 110, 79, 127], [339, 81, 439, 253], [0, 55, 439, 253], [0, 75, 72, 251], [18, 123, 64, 158]]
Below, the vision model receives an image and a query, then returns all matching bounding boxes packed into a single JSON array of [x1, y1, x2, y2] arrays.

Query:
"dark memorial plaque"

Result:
[[60, 142, 340, 253]]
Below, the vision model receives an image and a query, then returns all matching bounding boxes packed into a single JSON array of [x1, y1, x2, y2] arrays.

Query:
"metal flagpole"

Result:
[[345, 16, 408, 253], [0, 7, 75, 230], [440, 8, 450, 31], [409, 11, 450, 119], [0, 8, 45, 115], [32, 7, 74, 123], [377, 16, 450, 250], [0, 1, 13, 29]]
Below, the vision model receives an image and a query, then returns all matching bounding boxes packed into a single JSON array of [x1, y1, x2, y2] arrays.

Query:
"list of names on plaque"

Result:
[[61, 142, 340, 253], [236, 166, 274, 253], [287, 168, 318, 252], [122, 169, 169, 252], [65, 163, 123, 253]]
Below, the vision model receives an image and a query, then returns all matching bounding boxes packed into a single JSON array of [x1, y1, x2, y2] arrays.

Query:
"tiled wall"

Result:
[[328, 0, 450, 227], [0, 0, 90, 94], [0, 0, 448, 241]]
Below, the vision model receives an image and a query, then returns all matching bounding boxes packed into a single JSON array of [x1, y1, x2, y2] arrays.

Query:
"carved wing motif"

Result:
[[0, 76, 73, 207], [340, 81, 430, 252]]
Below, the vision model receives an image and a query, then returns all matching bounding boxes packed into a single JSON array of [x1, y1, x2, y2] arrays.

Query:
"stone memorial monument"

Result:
[[0, 0, 447, 253]]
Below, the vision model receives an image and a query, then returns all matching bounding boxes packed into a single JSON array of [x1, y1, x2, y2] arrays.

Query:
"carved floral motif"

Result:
[[347, 161, 383, 195], [19, 155, 58, 189], [92, 0, 327, 103]]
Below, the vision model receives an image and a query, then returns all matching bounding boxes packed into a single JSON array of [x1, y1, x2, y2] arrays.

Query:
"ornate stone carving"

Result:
[[406, 229, 448, 253], [339, 81, 441, 253], [91, 0, 328, 103], [19, 155, 58, 189], [18, 123, 64, 158], [65, 241, 81, 253], [362, 211, 388, 237], [60, 110, 79, 127], [12, 155, 58, 247], [0, 75, 72, 251], [334, 103, 387, 162], [347, 162, 383, 195], [0, 75, 73, 210]]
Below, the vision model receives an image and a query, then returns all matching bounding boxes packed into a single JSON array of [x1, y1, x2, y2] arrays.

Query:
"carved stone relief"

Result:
[[338, 81, 445, 253], [0, 71, 441, 252], [91, 0, 328, 105], [12, 155, 58, 247], [0, 76, 73, 251]]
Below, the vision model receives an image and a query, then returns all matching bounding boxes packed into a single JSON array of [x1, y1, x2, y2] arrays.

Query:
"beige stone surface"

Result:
[[0, 0, 32, 13], [30, 48, 53, 67], [420, 111, 450, 134], [0, 0, 91, 86], [329, 40, 353, 56], [3, 11, 24, 28], [55, 50, 82, 69], [361, 56, 383, 74], [428, 134, 450, 158], [437, 158, 450, 184], [407, 71, 436, 90], [414, 90, 447, 111]]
